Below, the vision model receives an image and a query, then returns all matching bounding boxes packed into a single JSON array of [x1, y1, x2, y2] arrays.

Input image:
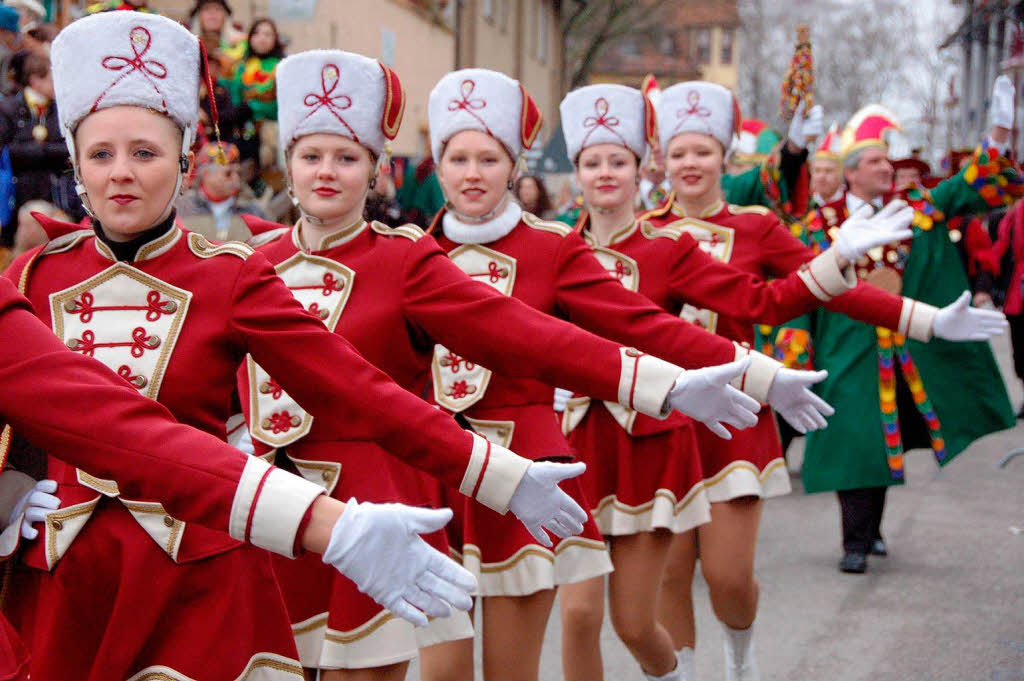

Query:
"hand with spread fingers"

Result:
[[667, 357, 762, 439], [508, 461, 589, 547], [933, 291, 1009, 342], [8, 479, 60, 541], [322, 500, 477, 627], [787, 100, 825, 149], [833, 200, 915, 264], [767, 368, 834, 434]]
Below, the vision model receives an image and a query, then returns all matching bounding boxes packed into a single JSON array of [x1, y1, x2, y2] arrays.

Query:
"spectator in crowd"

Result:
[[229, 17, 284, 171], [191, 0, 246, 76], [515, 173, 553, 218], [0, 50, 76, 244], [229, 18, 283, 123], [396, 153, 444, 225], [198, 50, 254, 163], [5, 0, 44, 32], [0, 6, 23, 96], [176, 141, 265, 242], [0, 198, 63, 271], [21, 22, 57, 53]]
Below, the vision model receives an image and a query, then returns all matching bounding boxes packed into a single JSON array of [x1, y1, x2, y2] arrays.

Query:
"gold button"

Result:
[[146, 335, 161, 349], [66, 339, 79, 350], [161, 300, 178, 313], [318, 308, 329, 320], [624, 347, 641, 358], [163, 515, 174, 528], [321, 470, 333, 482], [289, 416, 301, 427], [261, 418, 272, 429], [259, 382, 273, 394], [51, 519, 63, 531], [63, 299, 78, 313], [132, 375, 148, 389]]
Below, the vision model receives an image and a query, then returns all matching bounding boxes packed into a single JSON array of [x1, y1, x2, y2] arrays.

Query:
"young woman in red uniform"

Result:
[[2, 13, 609, 680], [630, 81, 1004, 680], [0, 271, 490, 680], [414, 68, 882, 681], [239, 48, 776, 681]]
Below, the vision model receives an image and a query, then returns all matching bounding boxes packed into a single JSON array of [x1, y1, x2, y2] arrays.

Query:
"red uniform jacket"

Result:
[[244, 218, 686, 481], [2, 223, 528, 569], [426, 210, 796, 457]]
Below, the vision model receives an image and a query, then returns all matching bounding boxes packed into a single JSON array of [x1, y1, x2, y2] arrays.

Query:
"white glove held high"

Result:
[[508, 461, 588, 547], [553, 388, 573, 413], [766, 368, 834, 434], [933, 291, 1008, 341], [788, 101, 825, 149], [833, 200, 915, 263], [9, 479, 59, 541], [322, 500, 477, 627], [667, 358, 761, 439]]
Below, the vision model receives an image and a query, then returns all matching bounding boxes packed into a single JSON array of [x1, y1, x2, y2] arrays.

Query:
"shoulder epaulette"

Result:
[[187, 233, 253, 260], [640, 220, 682, 241], [522, 211, 572, 237], [41, 229, 94, 256], [727, 204, 770, 216], [638, 199, 674, 222], [369, 221, 425, 241]]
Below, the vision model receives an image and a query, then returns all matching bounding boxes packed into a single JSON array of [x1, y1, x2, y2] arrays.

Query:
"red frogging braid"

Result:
[[198, 39, 226, 163]]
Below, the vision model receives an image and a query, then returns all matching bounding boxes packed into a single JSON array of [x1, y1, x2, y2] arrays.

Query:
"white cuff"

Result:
[[731, 343, 782, 404], [459, 432, 531, 514], [897, 298, 938, 342], [618, 347, 683, 418], [797, 249, 857, 301], [229, 456, 324, 557]]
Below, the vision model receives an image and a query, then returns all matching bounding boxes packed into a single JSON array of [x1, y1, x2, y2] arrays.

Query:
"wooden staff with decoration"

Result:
[[780, 24, 814, 122]]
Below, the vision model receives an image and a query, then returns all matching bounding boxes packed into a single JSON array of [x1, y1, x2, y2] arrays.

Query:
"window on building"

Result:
[[659, 33, 674, 56], [695, 27, 711, 65], [482, 0, 494, 22], [721, 27, 734, 65], [499, 0, 509, 31]]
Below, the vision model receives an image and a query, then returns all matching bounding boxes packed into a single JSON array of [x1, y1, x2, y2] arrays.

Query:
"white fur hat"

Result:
[[655, 81, 740, 152], [560, 84, 656, 163], [428, 68, 542, 162], [276, 49, 405, 156], [51, 12, 199, 140]]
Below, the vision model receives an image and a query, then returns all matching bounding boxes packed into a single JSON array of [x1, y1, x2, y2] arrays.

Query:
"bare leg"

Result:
[[480, 591, 557, 681], [321, 662, 409, 681], [606, 531, 678, 677], [418, 637, 474, 681], [559, 576, 606, 681], [697, 497, 762, 629], [657, 529, 698, 650]]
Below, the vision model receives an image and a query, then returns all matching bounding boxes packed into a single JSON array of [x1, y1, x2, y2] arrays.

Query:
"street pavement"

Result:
[[411, 333, 1024, 681]]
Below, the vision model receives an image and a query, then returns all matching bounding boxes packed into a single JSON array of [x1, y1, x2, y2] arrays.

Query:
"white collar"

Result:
[[442, 201, 523, 244], [813, 189, 844, 206], [846, 192, 884, 215]]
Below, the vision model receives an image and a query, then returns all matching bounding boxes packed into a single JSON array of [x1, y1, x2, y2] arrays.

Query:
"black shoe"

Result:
[[869, 539, 888, 556], [839, 551, 868, 573], [1017, 404, 1024, 420]]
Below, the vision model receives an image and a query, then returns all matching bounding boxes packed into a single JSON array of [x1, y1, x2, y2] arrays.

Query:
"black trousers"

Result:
[[1008, 313, 1024, 382], [837, 486, 887, 553]]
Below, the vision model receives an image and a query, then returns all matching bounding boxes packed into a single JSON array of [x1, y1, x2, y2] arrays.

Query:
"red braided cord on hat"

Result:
[[198, 38, 226, 163]]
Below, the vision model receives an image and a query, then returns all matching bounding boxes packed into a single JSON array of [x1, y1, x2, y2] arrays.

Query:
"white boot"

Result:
[[644, 658, 682, 681], [722, 622, 759, 681], [676, 647, 695, 681]]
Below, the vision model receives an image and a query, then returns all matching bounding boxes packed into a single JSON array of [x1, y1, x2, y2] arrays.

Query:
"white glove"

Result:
[[667, 358, 761, 440], [932, 290, 1008, 341], [553, 388, 573, 413], [991, 75, 1015, 130], [508, 461, 588, 547], [322, 499, 477, 627], [226, 413, 254, 456], [833, 200, 915, 262], [766, 368, 835, 434], [8, 479, 59, 541], [787, 101, 825, 149]]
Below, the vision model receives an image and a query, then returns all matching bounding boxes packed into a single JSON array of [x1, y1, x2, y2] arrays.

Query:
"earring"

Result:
[[368, 178, 377, 190], [507, 179, 514, 191]]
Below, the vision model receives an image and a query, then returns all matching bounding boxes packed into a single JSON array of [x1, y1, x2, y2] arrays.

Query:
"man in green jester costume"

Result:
[[772, 77, 1020, 574]]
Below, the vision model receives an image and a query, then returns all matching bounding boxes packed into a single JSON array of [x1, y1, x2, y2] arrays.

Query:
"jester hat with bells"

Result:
[[839, 104, 901, 168], [51, 11, 211, 219], [276, 49, 405, 225]]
